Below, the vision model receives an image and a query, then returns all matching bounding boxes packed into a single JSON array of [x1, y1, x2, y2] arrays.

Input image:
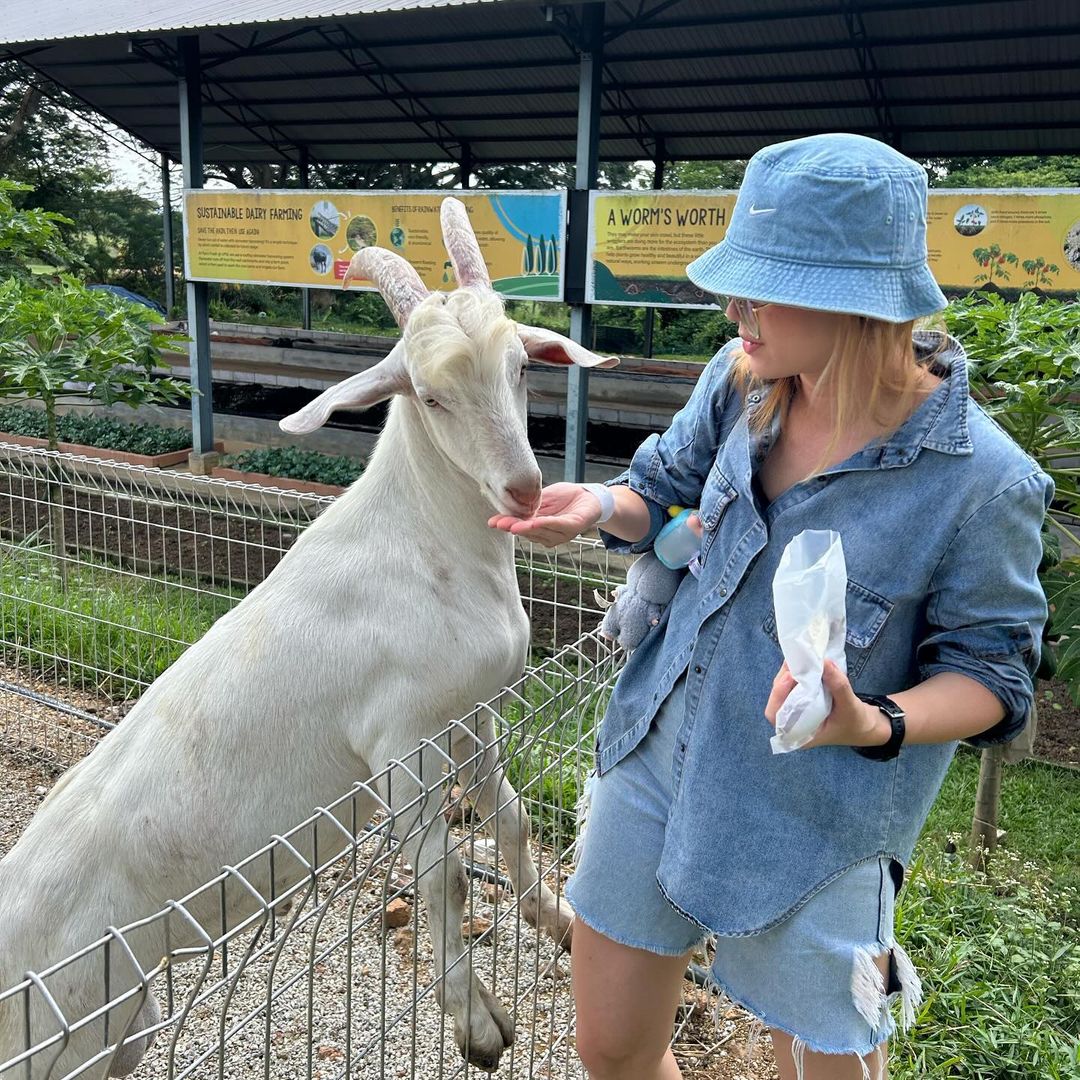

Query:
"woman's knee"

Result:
[[570, 919, 689, 1076]]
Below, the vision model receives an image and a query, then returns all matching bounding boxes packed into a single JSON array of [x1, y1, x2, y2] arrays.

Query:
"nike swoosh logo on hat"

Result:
[[748, 205, 777, 216]]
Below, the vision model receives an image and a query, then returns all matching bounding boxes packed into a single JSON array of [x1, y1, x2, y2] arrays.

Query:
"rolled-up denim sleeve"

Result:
[[916, 471, 1053, 745], [599, 342, 742, 555]]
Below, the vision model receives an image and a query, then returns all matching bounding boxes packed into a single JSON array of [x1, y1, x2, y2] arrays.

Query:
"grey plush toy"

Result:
[[598, 551, 683, 652]]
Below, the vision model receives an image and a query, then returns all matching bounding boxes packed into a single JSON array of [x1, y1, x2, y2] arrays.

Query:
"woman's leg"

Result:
[[771, 1030, 887, 1080], [571, 917, 693, 1080]]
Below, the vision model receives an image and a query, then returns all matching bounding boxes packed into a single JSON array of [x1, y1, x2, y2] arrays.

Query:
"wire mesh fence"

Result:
[[0, 443, 668, 1080]]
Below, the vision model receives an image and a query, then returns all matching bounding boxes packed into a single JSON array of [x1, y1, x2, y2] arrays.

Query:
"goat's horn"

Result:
[[440, 197, 491, 290], [342, 247, 429, 329]]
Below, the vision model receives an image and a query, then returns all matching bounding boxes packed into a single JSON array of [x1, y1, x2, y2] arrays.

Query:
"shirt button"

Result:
[[719, 587, 728, 596], [694, 664, 703, 674]]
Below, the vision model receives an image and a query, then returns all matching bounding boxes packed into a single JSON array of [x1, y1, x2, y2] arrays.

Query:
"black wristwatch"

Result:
[[854, 694, 906, 761]]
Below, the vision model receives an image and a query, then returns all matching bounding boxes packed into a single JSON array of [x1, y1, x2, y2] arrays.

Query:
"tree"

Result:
[[659, 159, 747, 190], [0, 61, 108, 221], [0, 178, 69, 280], [927, 155, 1080, 189]]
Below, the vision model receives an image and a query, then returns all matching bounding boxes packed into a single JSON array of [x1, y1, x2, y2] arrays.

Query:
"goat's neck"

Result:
[[357, 398, 514, 559]]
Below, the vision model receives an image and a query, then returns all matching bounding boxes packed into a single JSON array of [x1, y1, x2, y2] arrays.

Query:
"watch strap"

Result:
[[854, 694, 906, 761]]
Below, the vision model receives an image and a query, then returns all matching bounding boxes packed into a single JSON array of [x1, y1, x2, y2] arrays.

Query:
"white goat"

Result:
[[0, 197, 616, 1078]]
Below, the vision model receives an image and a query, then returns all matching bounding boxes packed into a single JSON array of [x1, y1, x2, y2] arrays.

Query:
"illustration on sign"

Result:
[[931, 190, 1080, 295], [183, 190, 566, 302]]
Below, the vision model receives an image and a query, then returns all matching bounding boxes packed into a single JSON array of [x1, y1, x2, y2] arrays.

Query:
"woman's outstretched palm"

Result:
[[488, 482, 602, 548]]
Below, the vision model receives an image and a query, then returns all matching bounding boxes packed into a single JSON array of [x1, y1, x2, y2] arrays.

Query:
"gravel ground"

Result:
[[0, 672, 777, 1080]]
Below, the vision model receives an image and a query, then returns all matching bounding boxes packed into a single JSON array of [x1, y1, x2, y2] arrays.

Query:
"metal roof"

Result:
[[3, 0, 1079, 165]]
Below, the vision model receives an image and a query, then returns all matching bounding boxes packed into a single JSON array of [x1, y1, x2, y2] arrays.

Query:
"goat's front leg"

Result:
[[455, 725, 574, 954], [388, 750, 514, 1073]]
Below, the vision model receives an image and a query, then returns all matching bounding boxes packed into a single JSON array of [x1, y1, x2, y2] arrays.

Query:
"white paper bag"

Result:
[[770, 529, 847, 754]]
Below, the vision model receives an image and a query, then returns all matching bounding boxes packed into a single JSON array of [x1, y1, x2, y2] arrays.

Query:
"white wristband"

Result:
[[583, 483, 616, 524]]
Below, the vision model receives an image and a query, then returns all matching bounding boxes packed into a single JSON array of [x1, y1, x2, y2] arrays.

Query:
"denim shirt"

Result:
[[598, 333, 1052, 936]]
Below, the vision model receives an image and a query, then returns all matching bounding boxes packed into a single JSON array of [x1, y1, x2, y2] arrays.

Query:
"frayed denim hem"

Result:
[[705, 965, 894, 1061], [565, 878, 702, 958]]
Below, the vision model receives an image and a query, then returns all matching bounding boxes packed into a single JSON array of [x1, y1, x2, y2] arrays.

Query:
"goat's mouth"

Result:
[[484, 484, 541, 520]]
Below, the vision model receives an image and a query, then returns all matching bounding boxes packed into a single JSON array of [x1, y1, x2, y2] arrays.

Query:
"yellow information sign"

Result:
[[183, 189, 566, 300], [588, 191, 735, 308], [926, 190, 1080, 294], [589, 189, 1080, 308]]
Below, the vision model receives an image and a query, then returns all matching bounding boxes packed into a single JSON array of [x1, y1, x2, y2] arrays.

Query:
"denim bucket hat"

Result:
[[685, 133, 948, 323]]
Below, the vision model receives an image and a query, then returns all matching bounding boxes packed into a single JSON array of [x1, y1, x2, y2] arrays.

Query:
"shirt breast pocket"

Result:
[[762, 579, 893, 679], [697, 463, 738, 564]]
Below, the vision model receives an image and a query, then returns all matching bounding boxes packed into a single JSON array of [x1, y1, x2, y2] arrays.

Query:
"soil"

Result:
[[0, 472, 302, 589], [1033, 678, 1080, 768]]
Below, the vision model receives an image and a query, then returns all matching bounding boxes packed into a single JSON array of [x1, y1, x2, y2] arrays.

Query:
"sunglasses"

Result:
[[726, 296, 774, 341]]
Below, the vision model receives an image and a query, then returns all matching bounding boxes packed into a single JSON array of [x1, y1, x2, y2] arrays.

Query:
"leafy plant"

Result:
[[0, 276, 191, 449], [223, 445, 364, 487], [945, 292, 1080, 522], [0, 406, 192, 455]]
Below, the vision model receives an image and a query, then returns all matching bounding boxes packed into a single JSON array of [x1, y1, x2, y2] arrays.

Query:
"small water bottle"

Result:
[[654, 506, 703, 570]]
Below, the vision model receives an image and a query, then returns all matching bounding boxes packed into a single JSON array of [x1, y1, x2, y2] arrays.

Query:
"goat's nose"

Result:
[[505, 475, 542, 513]]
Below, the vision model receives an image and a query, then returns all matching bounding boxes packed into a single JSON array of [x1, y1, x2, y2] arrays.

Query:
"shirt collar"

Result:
[[873, 331, 973, 467]]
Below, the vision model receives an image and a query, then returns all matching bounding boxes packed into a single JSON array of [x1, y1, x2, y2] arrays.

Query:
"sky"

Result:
[[103, 122, 234, 205]]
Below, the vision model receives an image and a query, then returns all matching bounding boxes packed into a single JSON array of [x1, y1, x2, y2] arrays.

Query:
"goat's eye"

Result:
[[423, 396, 440, 409], [518, 365, 527, 383]]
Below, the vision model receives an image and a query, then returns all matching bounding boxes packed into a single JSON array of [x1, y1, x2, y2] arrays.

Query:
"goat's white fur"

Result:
[[0, 266, 605, 1076]]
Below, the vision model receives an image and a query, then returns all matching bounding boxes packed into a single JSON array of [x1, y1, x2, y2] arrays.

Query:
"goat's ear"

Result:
[[279, 342, 411, 434], [516, 324, 619, 369]]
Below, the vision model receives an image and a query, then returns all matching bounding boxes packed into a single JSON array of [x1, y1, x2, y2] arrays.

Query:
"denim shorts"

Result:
[[566, 674, 921, 1063]]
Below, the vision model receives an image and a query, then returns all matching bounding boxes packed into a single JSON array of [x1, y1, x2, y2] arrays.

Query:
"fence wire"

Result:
[[0, 445, 727, 1080]]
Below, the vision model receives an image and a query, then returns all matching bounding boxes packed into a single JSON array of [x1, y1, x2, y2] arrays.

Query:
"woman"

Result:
[[490, 133, 1051, 1080]]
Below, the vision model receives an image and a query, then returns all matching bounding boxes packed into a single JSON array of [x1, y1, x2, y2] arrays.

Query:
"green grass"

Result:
[[889, 751, 1080, 1079], [0, 543, 241, 700], [921, 749, 1080, 899]]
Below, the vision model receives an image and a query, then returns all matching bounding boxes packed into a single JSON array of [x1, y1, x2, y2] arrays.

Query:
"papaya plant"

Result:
[[944, 291, 1080, 863], [0, 184, 190, 584]]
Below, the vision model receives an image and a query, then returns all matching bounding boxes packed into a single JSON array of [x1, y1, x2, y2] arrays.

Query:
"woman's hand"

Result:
[[764, 660, 890, 749], [488, 482, 604, 548]]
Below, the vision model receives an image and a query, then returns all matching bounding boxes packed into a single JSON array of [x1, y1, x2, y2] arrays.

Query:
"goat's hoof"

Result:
[[455, 983, 514, 1073]]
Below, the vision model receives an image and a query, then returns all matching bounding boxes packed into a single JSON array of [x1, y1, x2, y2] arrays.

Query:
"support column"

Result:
[[643, 148, 665, 359], [299, 147, 312, 331], [460, 143, 473, 189], [161, 153, 175, 316], [564, 3, 604, 483], [179, 34, 217, 469]]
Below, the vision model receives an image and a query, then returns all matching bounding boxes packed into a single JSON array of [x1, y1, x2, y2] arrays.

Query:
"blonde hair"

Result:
[[733, 315, 936, 476]]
